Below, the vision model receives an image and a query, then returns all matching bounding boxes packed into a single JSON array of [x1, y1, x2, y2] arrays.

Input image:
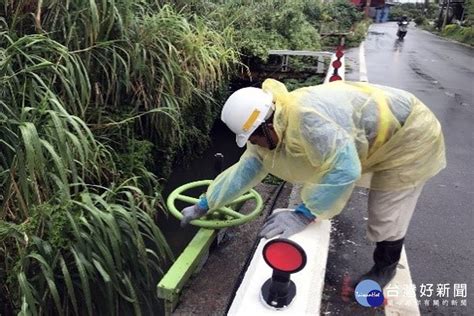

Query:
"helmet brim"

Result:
[[236, 133, 251, 148]]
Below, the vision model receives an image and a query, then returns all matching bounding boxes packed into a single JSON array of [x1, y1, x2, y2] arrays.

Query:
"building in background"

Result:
[[351, 0, 397, 22]]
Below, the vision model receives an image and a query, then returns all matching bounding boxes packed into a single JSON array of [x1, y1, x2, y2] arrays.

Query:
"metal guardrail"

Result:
[[267, 50, 334, 73], [267, 48, 345, 83]]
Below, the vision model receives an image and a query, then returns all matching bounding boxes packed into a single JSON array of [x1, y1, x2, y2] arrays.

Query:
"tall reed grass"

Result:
[[1, 1, 239, 314]]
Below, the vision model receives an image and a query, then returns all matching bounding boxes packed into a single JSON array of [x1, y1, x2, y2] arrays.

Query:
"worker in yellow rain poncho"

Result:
[[180, 78, 446, 288]]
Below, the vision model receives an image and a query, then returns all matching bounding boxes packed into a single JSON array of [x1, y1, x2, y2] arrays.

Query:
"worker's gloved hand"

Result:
[[180, 204, 208, 227], [259, 206, 315, 239], [180, 196, 209, 227]]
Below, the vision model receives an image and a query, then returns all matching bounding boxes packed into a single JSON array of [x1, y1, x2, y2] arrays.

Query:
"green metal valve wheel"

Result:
[[167, 180, 263, 229]]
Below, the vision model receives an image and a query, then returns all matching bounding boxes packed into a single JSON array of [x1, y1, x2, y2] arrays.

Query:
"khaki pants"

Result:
[[367, 183, 425, 242]]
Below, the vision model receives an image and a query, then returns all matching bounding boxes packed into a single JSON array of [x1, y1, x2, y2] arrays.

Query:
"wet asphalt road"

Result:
[[323, 22, 473, 315]]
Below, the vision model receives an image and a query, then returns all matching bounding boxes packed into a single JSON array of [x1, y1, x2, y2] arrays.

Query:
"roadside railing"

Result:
[[267, 47, 345, 84]]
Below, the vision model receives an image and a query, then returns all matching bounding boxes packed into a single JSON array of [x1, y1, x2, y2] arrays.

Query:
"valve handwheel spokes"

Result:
[[167, 180, 263, 229]]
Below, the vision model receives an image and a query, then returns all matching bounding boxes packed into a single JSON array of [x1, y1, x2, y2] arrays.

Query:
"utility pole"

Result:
[[442, 0, 451, 29], [424, 0, 430, 18], [365, 0, 373, 18]]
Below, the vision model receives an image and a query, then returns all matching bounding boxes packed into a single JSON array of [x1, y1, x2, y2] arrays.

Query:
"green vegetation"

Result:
[[175, 0, 324, 64], [283, 75, 325, 91], [320, 0, 365, 32], [175, 0, 367, 62], [468, 0, 474, 22], [263, 174, 285, 185], [0, 1, 236, 314], [436, 0, 474, 46], [390, 3, 439, 23], [1, 0, 368, 314], [441, 24, 474, 46]]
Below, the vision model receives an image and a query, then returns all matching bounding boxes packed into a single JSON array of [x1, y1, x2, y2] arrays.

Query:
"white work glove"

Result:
[[180, 204, 208, 227], [259, 208, 315, 239]]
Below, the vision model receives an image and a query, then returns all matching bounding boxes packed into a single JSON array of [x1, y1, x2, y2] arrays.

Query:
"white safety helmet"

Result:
[[221, 87, 274, 148]]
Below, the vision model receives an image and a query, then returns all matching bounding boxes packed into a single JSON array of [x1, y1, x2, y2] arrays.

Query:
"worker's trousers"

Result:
[[367, 183, 425, 242]]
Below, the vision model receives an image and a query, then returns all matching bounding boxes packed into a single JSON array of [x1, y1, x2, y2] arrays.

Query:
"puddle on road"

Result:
[[368, 31, 385, 36], [409, 62, 438, 83]]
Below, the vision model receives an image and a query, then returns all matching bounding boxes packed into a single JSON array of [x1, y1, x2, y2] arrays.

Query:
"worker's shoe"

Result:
[[355, 238, 404, 289]]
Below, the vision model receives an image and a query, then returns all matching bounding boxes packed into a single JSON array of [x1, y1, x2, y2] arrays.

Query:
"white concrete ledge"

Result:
[[228, 185, 332, 315]]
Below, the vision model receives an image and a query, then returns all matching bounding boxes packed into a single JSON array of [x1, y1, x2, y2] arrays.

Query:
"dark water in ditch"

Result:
[[159, 119, 245, 257], [158, 78, 268, 257]]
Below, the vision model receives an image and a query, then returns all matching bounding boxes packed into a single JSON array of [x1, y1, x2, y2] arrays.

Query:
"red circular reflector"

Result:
[[332, 60, 342, 69], [336, 50, 344, 58], [329, 75, 342, 82], [263, 239, 306, 273]]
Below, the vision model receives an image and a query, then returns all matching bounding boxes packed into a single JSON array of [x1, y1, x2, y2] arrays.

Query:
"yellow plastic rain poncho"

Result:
[[202, 79, 446, 219]]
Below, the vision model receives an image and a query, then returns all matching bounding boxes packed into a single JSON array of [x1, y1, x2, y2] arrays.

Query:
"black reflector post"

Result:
[[260, 238, 307, 310], [260, 270, 297, 309]]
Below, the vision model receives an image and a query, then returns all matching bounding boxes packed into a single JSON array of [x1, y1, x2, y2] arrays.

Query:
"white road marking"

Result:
[[384, 248, 420, 315], [359, 41, 369, 82]]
